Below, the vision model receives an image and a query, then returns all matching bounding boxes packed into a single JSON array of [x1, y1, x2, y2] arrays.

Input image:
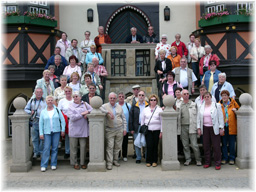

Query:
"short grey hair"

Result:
[[180, 57, 188, 63], [205, 45, 212, 50], [218, 72, 226, 79], [159, 49, 166, 55], [88, 63, 94, 67], [98, 26, 104, 30], [92, 57, 99, 62], [118, 91, 125, 96], [175, 33, 181, 38], [131, 27, 137, 32], [161, 34, 168, 41], [72, 91, 81, 97], [60, 75, 67, 80], [54, 55, 61, 60], [108, 92, 117, 98], [48, 65, 55, 70], [35, 87, 43, 91]]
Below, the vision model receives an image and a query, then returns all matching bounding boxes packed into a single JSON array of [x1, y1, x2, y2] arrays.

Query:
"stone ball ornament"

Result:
[[12, 97, 28, 115], [163, 95, 175, 108], [239, 93, 252, 106], [90, 96, 103, 109]]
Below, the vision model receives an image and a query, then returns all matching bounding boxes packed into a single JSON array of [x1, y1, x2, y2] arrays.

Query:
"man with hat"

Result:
[[125, 85, 141, 106]]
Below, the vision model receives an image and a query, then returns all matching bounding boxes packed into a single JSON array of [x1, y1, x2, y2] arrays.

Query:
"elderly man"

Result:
[[102, 92, 127, 170], [126, 27, 143, 44], [172, 57, 197, 95], [129, 90, 149, 164], [92, 57, 108, 78], [85, 45, 104, 66], [187, 34, 195, 64], [143, 26, 159, 44], [171, 33, 188, 58], [65, 39, 84, 69], [45, 47, 67, 69], [25, 87, 47, 158], [50, 55, 65, 78], [80, 74, 100, 96], [117, 91, 131, 162], [179, 89, 201, 166], [94, 26, 112, 53]]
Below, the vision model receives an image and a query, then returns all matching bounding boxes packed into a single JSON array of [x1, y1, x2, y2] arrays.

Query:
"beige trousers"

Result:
[[69, 137, 86, 166], [105, 128, 123, 166]]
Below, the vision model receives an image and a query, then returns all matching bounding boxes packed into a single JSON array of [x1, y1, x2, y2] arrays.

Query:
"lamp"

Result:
[[164, 6, 170, 21], [87, 8, 93, 22]]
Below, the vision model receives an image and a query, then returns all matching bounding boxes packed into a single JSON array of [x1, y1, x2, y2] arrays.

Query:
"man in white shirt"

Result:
[[172, 57, 197, 95], [187, 34, 195, 64]]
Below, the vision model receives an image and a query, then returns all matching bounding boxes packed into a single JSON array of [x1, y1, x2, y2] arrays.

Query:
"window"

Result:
[[207, 1, 216, 4], [30, 6, 38, 13], [39, 1, 47, 6], [30, 0, 38, 4], [111, 50, 126, 76], [135, 50, 150, 76], [248, 3, 254, 10], [216, 4, 224, 12], [237, 3, 247, 11], [39, 8, 47, 14], [207, 6, 215, 13], [2, 6, 6, 13], [6, 6, 16, 12]]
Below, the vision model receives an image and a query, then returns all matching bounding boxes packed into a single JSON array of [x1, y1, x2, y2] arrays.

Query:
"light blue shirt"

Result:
[[85, 52, 104, 65], [112, 103, 117, 116], [117, 102, 131, 132], [24, 98, 47, 119], [139, 102, 146, 124]]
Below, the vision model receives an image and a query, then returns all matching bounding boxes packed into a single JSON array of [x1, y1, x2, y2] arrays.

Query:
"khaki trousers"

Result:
[[105, 128, 123, 166], [181, 125, 201, 162], [69, 137, 86, 166]]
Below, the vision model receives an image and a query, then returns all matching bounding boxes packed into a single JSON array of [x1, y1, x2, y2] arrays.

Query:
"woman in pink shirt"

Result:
[[162, 71, 182, 98], [56, 32, 71, 57], [63, 55, 82, 82], [197, 92, 224, 170]]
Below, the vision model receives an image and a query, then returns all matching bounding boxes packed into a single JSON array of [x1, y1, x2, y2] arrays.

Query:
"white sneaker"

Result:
[[123, 157, 128, 162], [41, 167, 46, 172], [58, 142, 62, 149], [51, 166, 57, 170]]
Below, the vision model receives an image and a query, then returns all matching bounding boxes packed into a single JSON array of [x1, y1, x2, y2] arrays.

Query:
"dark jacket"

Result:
[[81, 93, 100, 104], [45, 54, 68, 69], [54, 64, 65, 77], [94, 34, 112, 53], [129, 101, 149, 133], [154, 58, 172, 79], [143, 33, 159, 43], [126, 34, 143, 43]]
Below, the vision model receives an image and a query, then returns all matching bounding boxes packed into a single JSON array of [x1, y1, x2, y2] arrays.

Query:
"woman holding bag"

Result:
[[141, 94, 163, 167]]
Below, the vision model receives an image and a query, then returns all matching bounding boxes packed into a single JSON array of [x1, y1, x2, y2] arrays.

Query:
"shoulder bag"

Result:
[[139, 107, 157, 135]]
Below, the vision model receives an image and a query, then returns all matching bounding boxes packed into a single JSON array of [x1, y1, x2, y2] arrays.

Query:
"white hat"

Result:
[[132, 85, 140, 89]]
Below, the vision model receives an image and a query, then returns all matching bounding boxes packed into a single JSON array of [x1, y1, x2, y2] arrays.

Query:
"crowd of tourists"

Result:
[[24, 25, 239, 172]]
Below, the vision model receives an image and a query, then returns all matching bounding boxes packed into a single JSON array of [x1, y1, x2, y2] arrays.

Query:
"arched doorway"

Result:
[[106, 5, 151, 43]]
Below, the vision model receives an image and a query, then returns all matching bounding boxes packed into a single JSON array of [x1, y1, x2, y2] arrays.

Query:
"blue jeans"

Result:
[[41, 132, 60, 168], [65, 134, 70, 154], [133, 126, 147, 160], [31, 120, 44, 155], [221, 126, 236, 161]]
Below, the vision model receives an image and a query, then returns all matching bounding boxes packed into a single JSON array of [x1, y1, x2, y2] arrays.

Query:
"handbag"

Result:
[[139, 107, 157, 135]]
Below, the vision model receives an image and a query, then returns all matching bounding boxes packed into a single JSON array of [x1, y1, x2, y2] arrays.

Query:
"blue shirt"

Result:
[[117, 102, 131, 132], [45, 54, 68, 69], [24, 98, 47, 119], [85, 52, 104, 65]]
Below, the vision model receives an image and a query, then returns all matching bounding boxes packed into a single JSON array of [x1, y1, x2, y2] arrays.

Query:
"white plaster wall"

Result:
[[159, 1, 197, 45], [59, 2, 99, 45]]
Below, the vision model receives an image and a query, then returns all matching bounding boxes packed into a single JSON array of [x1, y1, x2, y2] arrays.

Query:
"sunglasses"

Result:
[[139, 94, 144, 96], [150, 99, 156, 101], [73, 95, 79, 98]]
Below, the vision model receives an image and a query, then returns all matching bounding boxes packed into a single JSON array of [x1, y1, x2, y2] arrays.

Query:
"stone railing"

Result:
[[9, 93, 254, 172]]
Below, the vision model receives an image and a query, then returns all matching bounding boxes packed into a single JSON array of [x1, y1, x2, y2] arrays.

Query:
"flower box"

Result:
[[199, 15, 253, 28], [3, 15, 57, 28]]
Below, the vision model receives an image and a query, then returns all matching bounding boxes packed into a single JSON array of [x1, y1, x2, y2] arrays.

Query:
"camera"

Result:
[[30, 110, 37, 121]]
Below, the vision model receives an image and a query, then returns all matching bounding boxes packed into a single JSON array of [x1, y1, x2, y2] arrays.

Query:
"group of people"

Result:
[[24, 25, 240, 172]]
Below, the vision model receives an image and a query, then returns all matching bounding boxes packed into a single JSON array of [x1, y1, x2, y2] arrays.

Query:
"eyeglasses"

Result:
[[162, 38, 167, 39], [73, 96, 79, 98], [110, 97, 116, 100], [150, 99, 156, 101], [138, 94, 144, 96], [183, 93, 189, 95], [118, 96, 124, 98], [89, 88, 95, 90]]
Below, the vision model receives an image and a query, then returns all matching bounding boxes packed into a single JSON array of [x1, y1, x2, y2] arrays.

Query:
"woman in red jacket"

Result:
[[199, 45, 219, 82], [219, 90, 240, 165]]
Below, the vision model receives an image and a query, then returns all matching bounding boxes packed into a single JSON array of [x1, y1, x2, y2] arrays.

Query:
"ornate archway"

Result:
[[106, 5, 151, 43]]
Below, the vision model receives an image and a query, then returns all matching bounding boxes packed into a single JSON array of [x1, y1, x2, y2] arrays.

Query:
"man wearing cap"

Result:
[[125, 85, 141, 106]]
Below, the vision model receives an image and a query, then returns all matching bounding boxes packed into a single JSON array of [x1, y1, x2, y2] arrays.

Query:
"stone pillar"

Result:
[[87, 96, 106, 172], [9, 97, 32, 172], [160, 95, 180, 171], [235, 93, 254, 169]]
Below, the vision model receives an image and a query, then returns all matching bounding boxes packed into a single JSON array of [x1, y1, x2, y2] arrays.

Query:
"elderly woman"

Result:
[[141, 94, 163, 167], [197, 92, 224, 170], [80, 31, 95, 54], [39, 95, 65, 172], [63, 55, 82, 82], [155, 34, 171, 60], [199, 45, 220, 81], [58, 86, 73, 159], [219, 90, 240, 165], [201, 60, 221, 92], [54, 75, 68, 106], [67, 91, 93, 170], [190, 38, 205, 86], [56, 32, 71, 57], [211, 72, 236, 102], [85, 45, 104, 65], [33, 70, 55, 99], [162, 71, 182, 98], [167, 46, 181, 69], [68, 72, 81, 92]]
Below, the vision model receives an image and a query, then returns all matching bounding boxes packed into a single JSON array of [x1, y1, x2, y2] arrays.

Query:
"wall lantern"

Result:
[[87, 8, 93, 22], [164, 6, 170, 21]]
